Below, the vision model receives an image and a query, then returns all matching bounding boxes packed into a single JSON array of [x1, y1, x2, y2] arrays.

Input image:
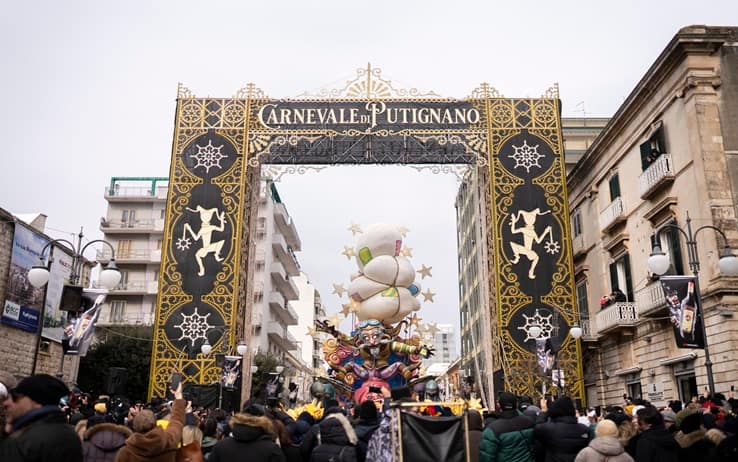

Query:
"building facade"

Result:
[[567, 26, 738, 407], [98, 178, 168, 327]]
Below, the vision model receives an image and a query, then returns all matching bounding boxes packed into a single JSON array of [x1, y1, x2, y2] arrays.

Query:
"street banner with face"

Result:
[[221, 355, 241, 390], [659, 275, 705, 349], [63, 289, 107, 355]]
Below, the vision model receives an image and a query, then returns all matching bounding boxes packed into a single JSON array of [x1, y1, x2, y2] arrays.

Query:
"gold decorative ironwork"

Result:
[[542, 82, 560, 99], [261, 164, 330, 182]]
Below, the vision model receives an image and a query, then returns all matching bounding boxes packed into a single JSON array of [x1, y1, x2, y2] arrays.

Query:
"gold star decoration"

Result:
[[341, 303, 352, 316], [409, 314, 423, 328], [328, 314, 341, 327], [348, 223, 363, 236], [400, 247, 413, 257], [416, 264, 433, 279], [426, 322, 440, 336], [306, 326, 317, 337], [349, 299, 361, 313], [332, 283, 346, 297], [341, 246, 356, 259], [421, 289, 436, 302], [398, 226, 409, 237]]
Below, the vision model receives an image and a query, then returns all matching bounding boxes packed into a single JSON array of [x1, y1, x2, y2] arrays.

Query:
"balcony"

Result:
[[267, 321, 298, 351], [270, 262, 299, 300], [636, 282, 668, 317], [98, 248, 160, 264], [599, 196, 626, 233], [101, 219, 165, 234], [272, 234, 300, 277], [572, 233, 586, 258], [595, 302, 638, 335], [269, 292, 298, 326], [580, 318, 599, 342], [251, 308, 263, 327], [273, 202, 302, 251], [109, 280, 147, 295], [99, 311, 154, 326], [639, 154, 675, 199], [104, 185, 168, 202]]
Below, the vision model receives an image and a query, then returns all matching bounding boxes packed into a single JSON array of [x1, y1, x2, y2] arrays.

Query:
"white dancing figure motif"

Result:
[[181, 205, 227, 276], [509, 208, 557, 279]]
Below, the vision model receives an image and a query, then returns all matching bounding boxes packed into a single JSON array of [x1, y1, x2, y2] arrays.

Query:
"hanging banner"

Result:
[[536, 337, 555, 374], [221, 355, 241, 390], [42, 247, 74, 342], [659, 276, 705, 349], [63, 289, 107, 356], [2, 225, 48, 332]]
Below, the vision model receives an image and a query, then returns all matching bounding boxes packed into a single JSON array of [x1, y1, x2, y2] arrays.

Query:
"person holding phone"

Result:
[[115, 381, 186, 462]]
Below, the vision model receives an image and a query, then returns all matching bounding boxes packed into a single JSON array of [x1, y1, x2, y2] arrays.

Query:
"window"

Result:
[[609, 173, 621, 201], [255, 261, 265, 272], [677, 374, 697, 403], [576, 280, 589, 318], [118, 271, 129, 289], [160, 209, 166, 219], [639, 125, 667, 170], [651, 221, 685, 276], [110, 300, 126, 323], [117, 240, 131, 258], [571, 209, 583, 237], [609, 254, 633, 302], [254, 292, 263, 303], [627, 381, 642, 401], [121, 210, 136, 227], [156, 239, 162, 250]]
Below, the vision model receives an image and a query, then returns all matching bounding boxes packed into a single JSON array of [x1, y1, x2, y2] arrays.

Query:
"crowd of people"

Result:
[[1, 371, 737, 462]]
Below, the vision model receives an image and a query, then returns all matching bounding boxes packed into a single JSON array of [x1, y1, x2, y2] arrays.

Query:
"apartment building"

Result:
[[567, 26, 738, 406], [98, 178, 168, 326]]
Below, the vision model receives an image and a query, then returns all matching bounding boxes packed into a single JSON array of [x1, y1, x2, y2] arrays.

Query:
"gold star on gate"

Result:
[[421, 289, 436, 302], [332, 283, 346, 297], [341, 303, 352, 316], [400, 247, 413, 257], [398, 226, 409, 237], [341, 246, 356, 259], [348, 223, 363, 236], [416, 264, 433, 279]]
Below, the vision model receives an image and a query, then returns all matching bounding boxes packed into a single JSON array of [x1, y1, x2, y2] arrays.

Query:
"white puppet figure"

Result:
[[182, 205, 227, 276], [509, 208, 553, 279]]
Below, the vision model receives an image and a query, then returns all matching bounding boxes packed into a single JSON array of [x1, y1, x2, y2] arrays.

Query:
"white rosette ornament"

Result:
[[348, 224, 423, 324]]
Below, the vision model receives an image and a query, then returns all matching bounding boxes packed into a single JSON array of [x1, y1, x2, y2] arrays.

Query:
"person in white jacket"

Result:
[[575, 419, 634, 462]]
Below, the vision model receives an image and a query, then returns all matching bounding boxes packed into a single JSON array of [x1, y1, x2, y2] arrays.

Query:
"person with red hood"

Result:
[[114, 382, 185, 462]]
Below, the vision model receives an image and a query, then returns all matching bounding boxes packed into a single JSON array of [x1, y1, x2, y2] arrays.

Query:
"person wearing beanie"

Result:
[[674, 411, 718, 462], [0, 373, 82, 462], [661, 409, 677, 432], [114, 382, 186, 462], [534, 396, 590, 462], [479, 392, 536, 462], [353, 401, 379, 462], [310, 405, 358, 462], [634, 406, 678, 462], [574, 420, 634, 462]]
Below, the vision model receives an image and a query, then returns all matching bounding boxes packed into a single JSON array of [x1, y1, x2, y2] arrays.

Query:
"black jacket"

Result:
[[353, 420, 379, 462], [82, 422, 131, 462], [310, 413, 358, 462], [3, 406, 83, 462], [634, 425, 678, 462], [209, 414, 285, 462], [534, 415, 589, 462]]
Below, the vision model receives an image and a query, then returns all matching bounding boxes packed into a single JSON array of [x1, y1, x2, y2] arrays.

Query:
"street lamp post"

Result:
[[648, 212, 738, 396], [27, 227, 121, 381]]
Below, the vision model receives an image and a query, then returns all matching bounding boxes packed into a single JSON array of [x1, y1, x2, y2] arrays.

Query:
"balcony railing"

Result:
[[270, 262, 299, 300], [266, 321, 298, 351], [595, 302, 638, 334], [580, 318, 599, 341], [100, 311, 153, 326], [636, 282, 668, 317], [639, 154, 674, 199], [104, 186, 168, 199], [97, 248, 161, 263], [272, 234, 300, 276], [572, 233, 585, 257], [101, 219, 165, 232], [599, 196, 626, 233], [273, 202, 302, 251]]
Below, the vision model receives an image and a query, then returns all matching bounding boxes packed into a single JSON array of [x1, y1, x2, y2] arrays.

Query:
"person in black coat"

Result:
[[633, 406, 678, 462], [352, 402, 379, 462], [1, 374, 83, 462], [534, 396, 589, 462], [310, 411, 358, 462], [82, 417, 132, 462], [208, 408, 285, 462], [673, 412, 717, 462]]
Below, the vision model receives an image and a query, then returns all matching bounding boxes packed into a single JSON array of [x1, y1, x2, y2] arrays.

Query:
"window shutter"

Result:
[[609, 174, 621, 201], [623, 254, 633, 301], [609, 262, 618, 293], [668, 225, 684, 275]]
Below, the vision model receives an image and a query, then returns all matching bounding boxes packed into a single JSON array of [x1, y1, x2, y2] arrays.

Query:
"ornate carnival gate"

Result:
[[148, 66, 585, 405]]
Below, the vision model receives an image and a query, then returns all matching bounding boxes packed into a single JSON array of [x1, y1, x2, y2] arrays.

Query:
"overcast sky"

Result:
[[1, 1, 736, 335]]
